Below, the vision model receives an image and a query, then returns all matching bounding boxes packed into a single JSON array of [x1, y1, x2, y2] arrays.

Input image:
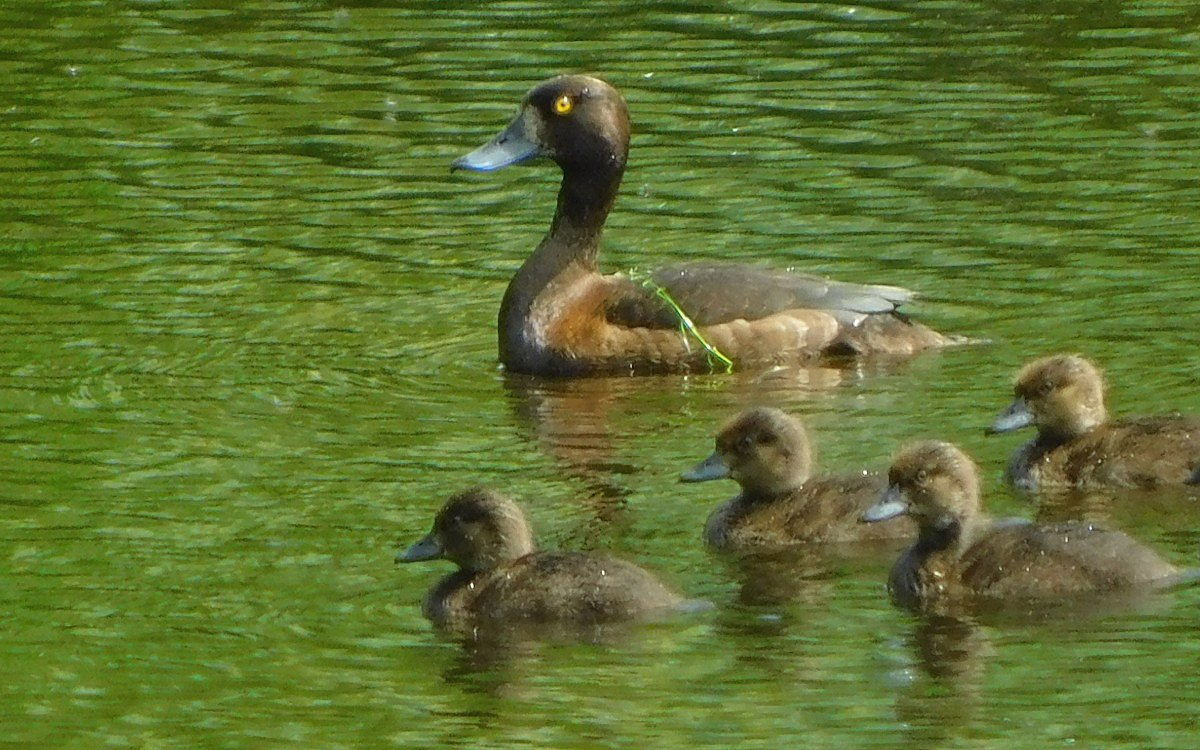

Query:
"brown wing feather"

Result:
[[603, 262, 915, 330]]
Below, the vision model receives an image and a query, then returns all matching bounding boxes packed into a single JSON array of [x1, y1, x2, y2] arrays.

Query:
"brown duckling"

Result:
[[453, 74, 955, 376], [987, 354, 1200, 492], [861, 441, 1181, 612], [397, 488, 691, 632], [681, 407, 914, 550]]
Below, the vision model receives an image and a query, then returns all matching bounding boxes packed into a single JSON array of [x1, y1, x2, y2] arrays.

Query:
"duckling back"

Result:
[[466, 551, 687, 624], [1010, 415, 1200, 491], [888, 518, 1179, 612], [705, 472, 910, 550]]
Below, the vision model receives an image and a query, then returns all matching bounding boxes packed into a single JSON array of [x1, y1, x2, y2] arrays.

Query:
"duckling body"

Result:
[[456, 75, 952, 376], [862, 441, 1179, 613], [702, 473, 893, 549], [682, 407, 914, 550], [398, 489, 687, 631], [988, 354, 1200, 492]]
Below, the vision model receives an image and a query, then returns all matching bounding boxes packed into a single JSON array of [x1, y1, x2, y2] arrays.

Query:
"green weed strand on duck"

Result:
[[629, 269, 734, 373]]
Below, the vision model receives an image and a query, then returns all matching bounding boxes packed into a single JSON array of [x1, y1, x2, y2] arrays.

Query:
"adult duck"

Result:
[[453, 74, 953, 376]]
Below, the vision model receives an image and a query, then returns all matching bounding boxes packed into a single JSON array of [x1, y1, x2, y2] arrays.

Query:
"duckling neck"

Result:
[[498, 162, 624, 374], [1038, 418, 1103, 446], [741, 476, 807, 505], [1042, 399, 1107, 443], [915, 516, 967, 556], [463, 538, 537, 576]]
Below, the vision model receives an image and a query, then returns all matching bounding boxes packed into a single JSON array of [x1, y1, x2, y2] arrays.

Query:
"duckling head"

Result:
[[398, 488, 536, 573], [988, 354, 1106, 439], [862, 441, 983, 539], [682, 407, 813, 497]]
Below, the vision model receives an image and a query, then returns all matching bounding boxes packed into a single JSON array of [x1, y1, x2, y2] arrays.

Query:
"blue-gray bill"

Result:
[[680, 453, 730, 483], [396, 532, 442, 563], [986, 396, 1034, 435], [860, 484, 908, 523], [451, 114, 539, 172]]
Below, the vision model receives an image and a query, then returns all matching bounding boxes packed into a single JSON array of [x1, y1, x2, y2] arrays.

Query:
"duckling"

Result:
[[397, 488, 690, 631], [861, 441, 1180, 612], [454, 74, 955, 376], [681, 407, 913, 550], [987, 354, 1200, 492]]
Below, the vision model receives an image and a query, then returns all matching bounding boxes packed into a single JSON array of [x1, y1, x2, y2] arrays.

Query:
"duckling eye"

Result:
[[915, 469, 929, 484], [1038, 380, 1054, 397], [552, 94, 574, 116]]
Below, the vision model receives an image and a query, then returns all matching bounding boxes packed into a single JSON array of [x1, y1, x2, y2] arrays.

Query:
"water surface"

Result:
[[3, 1, 1200, 747]]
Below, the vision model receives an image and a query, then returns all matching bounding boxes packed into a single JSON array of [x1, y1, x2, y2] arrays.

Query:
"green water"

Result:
[[3, 0, 1200, 746]]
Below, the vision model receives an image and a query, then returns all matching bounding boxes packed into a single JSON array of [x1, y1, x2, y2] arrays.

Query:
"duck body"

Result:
[[989, 354, 1200, 492], [399, 488, 688, 632], [862, 441, 1180, 613], [1005, 415, 1200, 493], [682, 407, 915, 551], [702, 472, 899, 550], [421, 550, 682, 628], [457, 75, 952, 377], [886, 517, 1178, 611]]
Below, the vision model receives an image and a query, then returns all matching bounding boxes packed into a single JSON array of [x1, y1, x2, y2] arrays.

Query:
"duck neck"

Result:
[[1038, 418, 1101, 447], [1041, 393, 1107, 443], [549, 158, 623, 251], [915, 515, 967, 556], [498, 160, 624, 372], [741, 475, 807, 505]]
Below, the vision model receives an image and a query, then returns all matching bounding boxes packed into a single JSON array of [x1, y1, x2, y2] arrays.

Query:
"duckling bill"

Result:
[[861, 441, 1183, 613], [398, 488, 697, 633], [454, 74, 958, 376], [987, 354, 1200, 491]]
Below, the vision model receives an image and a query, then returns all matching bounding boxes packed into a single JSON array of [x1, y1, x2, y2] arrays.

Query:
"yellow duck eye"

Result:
[[553, 94, 573, 116]]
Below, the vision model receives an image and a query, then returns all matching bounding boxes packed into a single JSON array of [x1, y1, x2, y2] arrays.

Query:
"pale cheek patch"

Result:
[[525, 109, 548, 154]]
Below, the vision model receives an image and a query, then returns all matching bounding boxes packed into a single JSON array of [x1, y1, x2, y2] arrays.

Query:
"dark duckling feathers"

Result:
[[861, 441, 1182, 613], [454, 74, 955, 376], [681, 406, 914, 550], [987, 354, 1200, 492], [398, 488, 693, 632]]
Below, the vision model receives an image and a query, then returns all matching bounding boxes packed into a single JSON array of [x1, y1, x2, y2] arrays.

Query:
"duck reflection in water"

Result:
[[1034, 482, 1200, 535], [454, 74, 958, 376], [883, 582, 1183, 748], [397, 488, 706, 644], [885, 613, 993, 741]]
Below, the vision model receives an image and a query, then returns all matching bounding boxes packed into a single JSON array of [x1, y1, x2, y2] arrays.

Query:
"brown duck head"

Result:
[[862, 441, 984, 544], [398, 488, 536, 574], [988, 354, 1107, 441], [682, 407, 814, 498]]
